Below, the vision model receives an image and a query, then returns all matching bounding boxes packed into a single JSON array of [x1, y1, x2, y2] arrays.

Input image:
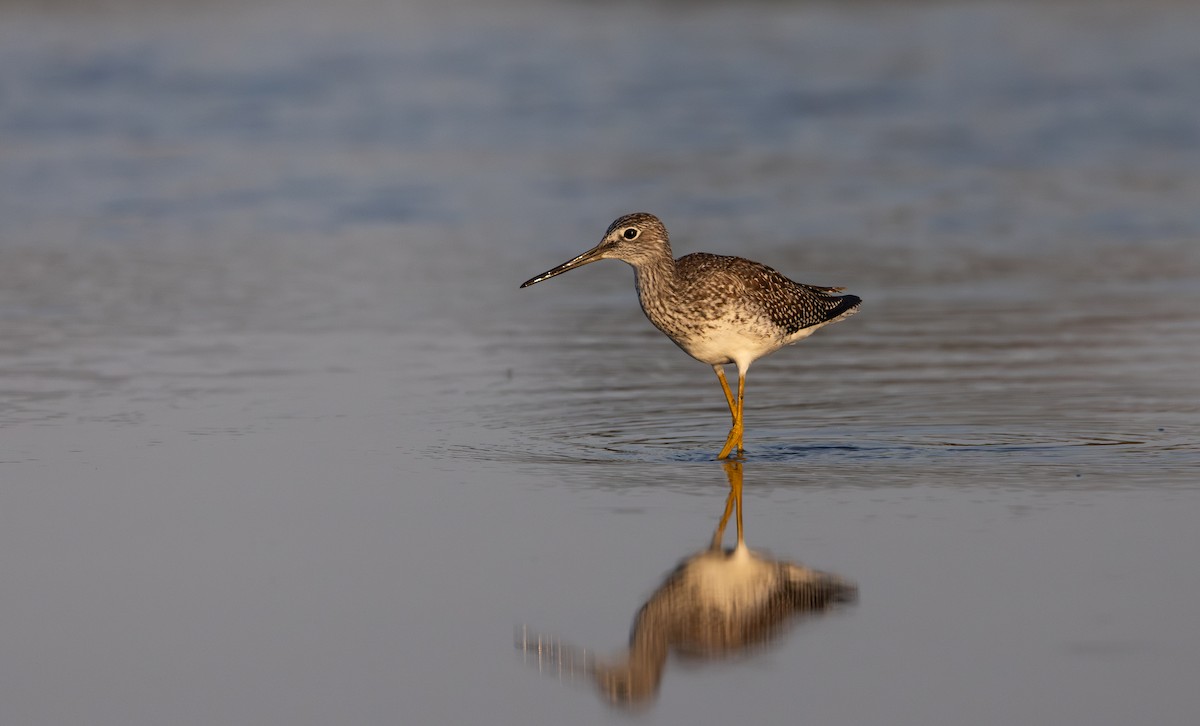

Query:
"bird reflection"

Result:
[[517, 460, 857, 709]]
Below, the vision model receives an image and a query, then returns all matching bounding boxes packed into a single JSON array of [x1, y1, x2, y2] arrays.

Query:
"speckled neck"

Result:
[[630, 249, 681, 333]]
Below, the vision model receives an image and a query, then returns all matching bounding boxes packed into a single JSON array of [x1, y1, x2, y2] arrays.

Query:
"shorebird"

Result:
[[520, 212, 861, 458]]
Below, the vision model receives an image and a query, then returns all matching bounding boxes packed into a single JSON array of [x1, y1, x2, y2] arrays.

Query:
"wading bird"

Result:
[[521, 213, 861, 458]]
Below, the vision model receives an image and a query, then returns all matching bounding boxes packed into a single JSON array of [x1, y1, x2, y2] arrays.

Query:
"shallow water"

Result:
[[2, 1, 1199, 724]]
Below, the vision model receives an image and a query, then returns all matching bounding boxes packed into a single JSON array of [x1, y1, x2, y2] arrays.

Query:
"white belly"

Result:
[[671, 320, 816, 369]]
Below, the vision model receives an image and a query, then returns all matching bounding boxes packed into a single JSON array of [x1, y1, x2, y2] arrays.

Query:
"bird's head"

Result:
[[519, 212, 670, 288]]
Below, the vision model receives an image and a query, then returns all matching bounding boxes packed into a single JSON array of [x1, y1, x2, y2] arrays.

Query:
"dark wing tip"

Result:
[[826, 294, 862, 321]]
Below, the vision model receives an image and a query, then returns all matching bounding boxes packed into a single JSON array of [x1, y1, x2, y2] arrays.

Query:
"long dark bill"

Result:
[[519, 245, 607, 288]]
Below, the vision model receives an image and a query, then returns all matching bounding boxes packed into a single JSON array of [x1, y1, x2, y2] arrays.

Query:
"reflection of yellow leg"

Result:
[[716, 459, 744, 545], [711, 484, 736, 549], [717, 370, 745, 460]]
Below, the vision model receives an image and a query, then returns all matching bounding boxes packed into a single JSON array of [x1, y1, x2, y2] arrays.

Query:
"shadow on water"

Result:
[[516, 460, 858, 710]]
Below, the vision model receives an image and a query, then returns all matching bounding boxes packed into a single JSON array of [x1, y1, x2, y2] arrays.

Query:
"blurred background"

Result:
[[1, 1, 1198, 724]]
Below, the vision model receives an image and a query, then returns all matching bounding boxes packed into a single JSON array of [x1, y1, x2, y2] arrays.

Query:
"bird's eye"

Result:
[[623, 228, 638, 240]]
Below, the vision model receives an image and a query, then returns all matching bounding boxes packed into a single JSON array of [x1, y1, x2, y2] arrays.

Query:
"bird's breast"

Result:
[[645, 307, 791, 368], [634, 266, 790, 367]]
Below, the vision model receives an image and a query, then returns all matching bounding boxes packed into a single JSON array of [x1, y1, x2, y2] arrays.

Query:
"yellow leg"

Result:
[[716, 370, 745, 460], [736, 372, 745, 456], [713, 365, 737, 418]]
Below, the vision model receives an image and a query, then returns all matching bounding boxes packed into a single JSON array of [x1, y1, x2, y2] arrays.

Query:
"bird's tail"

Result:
[[823, 293, 862, 324]]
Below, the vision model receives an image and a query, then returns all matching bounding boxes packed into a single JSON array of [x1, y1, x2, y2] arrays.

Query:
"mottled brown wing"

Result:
[[677, 253, 861, 335]]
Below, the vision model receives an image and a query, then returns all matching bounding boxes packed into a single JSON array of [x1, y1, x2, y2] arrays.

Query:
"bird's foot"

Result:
[[717, 424, 744, 460]]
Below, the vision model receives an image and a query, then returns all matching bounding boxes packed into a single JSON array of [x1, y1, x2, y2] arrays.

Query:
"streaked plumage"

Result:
[[521, 212, 861, 458]]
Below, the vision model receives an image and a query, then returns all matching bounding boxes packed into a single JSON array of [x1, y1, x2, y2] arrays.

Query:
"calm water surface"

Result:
[[1, 1, 1199, 724]]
